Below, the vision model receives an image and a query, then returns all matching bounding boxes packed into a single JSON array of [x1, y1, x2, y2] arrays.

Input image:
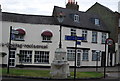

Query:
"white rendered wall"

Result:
[[1, 21, 109, 67]]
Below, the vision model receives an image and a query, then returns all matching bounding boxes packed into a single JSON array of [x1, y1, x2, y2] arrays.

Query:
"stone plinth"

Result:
[[51, 60, 70, 79], [50, 48, 70, 79]]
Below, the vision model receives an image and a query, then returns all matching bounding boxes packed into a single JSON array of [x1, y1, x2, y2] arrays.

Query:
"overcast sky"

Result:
[[0, 0, 119, 15]]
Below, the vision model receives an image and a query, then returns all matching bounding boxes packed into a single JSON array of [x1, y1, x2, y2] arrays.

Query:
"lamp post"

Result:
[[56, 11, 65, 48], [50, 12, 70, 79]]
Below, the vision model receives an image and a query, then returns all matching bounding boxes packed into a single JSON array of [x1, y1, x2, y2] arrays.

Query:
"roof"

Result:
[[1, 6, 109, 32], [87, 2, 114, 14], [53, 6, 109, 32], [2, 12, 56, 25]]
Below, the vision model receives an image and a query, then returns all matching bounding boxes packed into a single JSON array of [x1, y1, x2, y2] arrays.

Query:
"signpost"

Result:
[[7, 26, 19, 74], [104, 38, 114, 78], [7, 26, 12, 74], [65, 36, 84, 41], [65, 35, 84, 80]]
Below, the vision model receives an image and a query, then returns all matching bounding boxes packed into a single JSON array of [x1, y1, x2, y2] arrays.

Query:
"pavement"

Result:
[[2, 66, 120, 80]]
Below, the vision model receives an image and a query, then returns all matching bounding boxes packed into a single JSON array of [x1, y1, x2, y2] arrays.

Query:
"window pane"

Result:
[[19, 50, 32, 63], [95, 19, 100, 26], [82, 50, 89, 61], [71, 29, 76, 36], [82, 30, 87, 41], [92, 32, 97, 43], [74, 14, 79, 23], [67, 49, 75, 61], [42, 36, 51, 42], [34, 51, 49, 64], [92, 50, 100, 61], [102, 33, 107, 43]]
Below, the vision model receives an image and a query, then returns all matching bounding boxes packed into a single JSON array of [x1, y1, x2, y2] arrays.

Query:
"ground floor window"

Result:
[[67, 48, 75, 61], [67, 48, 82, 61], [34, 51, 49, 64], [92, 50, 100, 61], [19, 50, 32, 63], [82, 50, 89, 61]]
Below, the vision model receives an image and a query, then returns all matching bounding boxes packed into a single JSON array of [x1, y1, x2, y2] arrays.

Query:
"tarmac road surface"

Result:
[[1, 77, 120, 81]]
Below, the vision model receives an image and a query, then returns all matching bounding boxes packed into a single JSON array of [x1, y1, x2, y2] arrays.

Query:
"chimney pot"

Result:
[[66, 0, 79, 11]]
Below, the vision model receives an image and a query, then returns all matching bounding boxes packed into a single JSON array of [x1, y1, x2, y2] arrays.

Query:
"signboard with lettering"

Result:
[[65, 36, 84, 41]]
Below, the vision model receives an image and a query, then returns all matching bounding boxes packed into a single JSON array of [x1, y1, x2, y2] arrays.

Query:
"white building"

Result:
[[0, 2, 115, 67]]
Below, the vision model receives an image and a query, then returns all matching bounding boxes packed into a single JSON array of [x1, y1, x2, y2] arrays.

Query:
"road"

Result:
[[1, 78, 120, 81]]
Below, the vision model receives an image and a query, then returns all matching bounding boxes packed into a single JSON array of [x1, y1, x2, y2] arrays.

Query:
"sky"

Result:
[[0, 0, 120, 16]]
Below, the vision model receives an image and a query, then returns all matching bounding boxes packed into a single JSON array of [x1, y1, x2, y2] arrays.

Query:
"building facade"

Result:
[[87, 2, 120, 66], [0, 1, 114, 67]]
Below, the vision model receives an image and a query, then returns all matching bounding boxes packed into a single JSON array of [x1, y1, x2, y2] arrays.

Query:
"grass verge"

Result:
[[1, 68, 103, 78]]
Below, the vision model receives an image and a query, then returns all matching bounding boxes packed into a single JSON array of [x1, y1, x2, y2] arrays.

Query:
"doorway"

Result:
[[9, 48, 16, 67]]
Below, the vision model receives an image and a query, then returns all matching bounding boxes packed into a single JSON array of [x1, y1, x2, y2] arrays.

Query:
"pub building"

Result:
[[0, 0, 115, 67]]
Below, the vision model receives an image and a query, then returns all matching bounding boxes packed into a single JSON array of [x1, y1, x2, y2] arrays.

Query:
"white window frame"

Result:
[[82, 30, 87, 41], [34, 51, 49, 64], [15, 34, 24, 40], [82, 50, 89, 61], [92, 50, 100, 61], [101, 33, 107, 44], [42, 36, 52, 42], [74, 14, 79, 23], [67, 48, 75, 61], [19, 50, 32, 63], [95, 18, 100, 26], [92, 31, 97, 43], [12, 34, 25, 41], [71, 28, 76, 36]]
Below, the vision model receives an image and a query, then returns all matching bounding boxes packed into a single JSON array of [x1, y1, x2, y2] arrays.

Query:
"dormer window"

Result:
[[95, 18, 100, 26], [74, 14, 79, 23]]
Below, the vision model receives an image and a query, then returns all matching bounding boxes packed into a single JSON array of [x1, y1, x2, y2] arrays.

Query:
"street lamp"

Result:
[[56, 11, 65, 48], [50, 12, 70, 79]]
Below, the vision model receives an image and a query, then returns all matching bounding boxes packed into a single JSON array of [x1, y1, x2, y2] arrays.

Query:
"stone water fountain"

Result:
[[50, 48, 70, 78]]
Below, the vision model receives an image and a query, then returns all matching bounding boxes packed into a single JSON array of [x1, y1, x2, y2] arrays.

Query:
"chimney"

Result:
[[66, 0, 79, 11]]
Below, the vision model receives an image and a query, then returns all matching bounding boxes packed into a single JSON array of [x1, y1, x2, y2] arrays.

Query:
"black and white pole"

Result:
[[74, 37, 77, 80], [7, 26, 12, 74]]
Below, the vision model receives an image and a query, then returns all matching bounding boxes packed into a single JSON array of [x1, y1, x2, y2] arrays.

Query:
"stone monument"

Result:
[[50, 48, 70, 79]]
